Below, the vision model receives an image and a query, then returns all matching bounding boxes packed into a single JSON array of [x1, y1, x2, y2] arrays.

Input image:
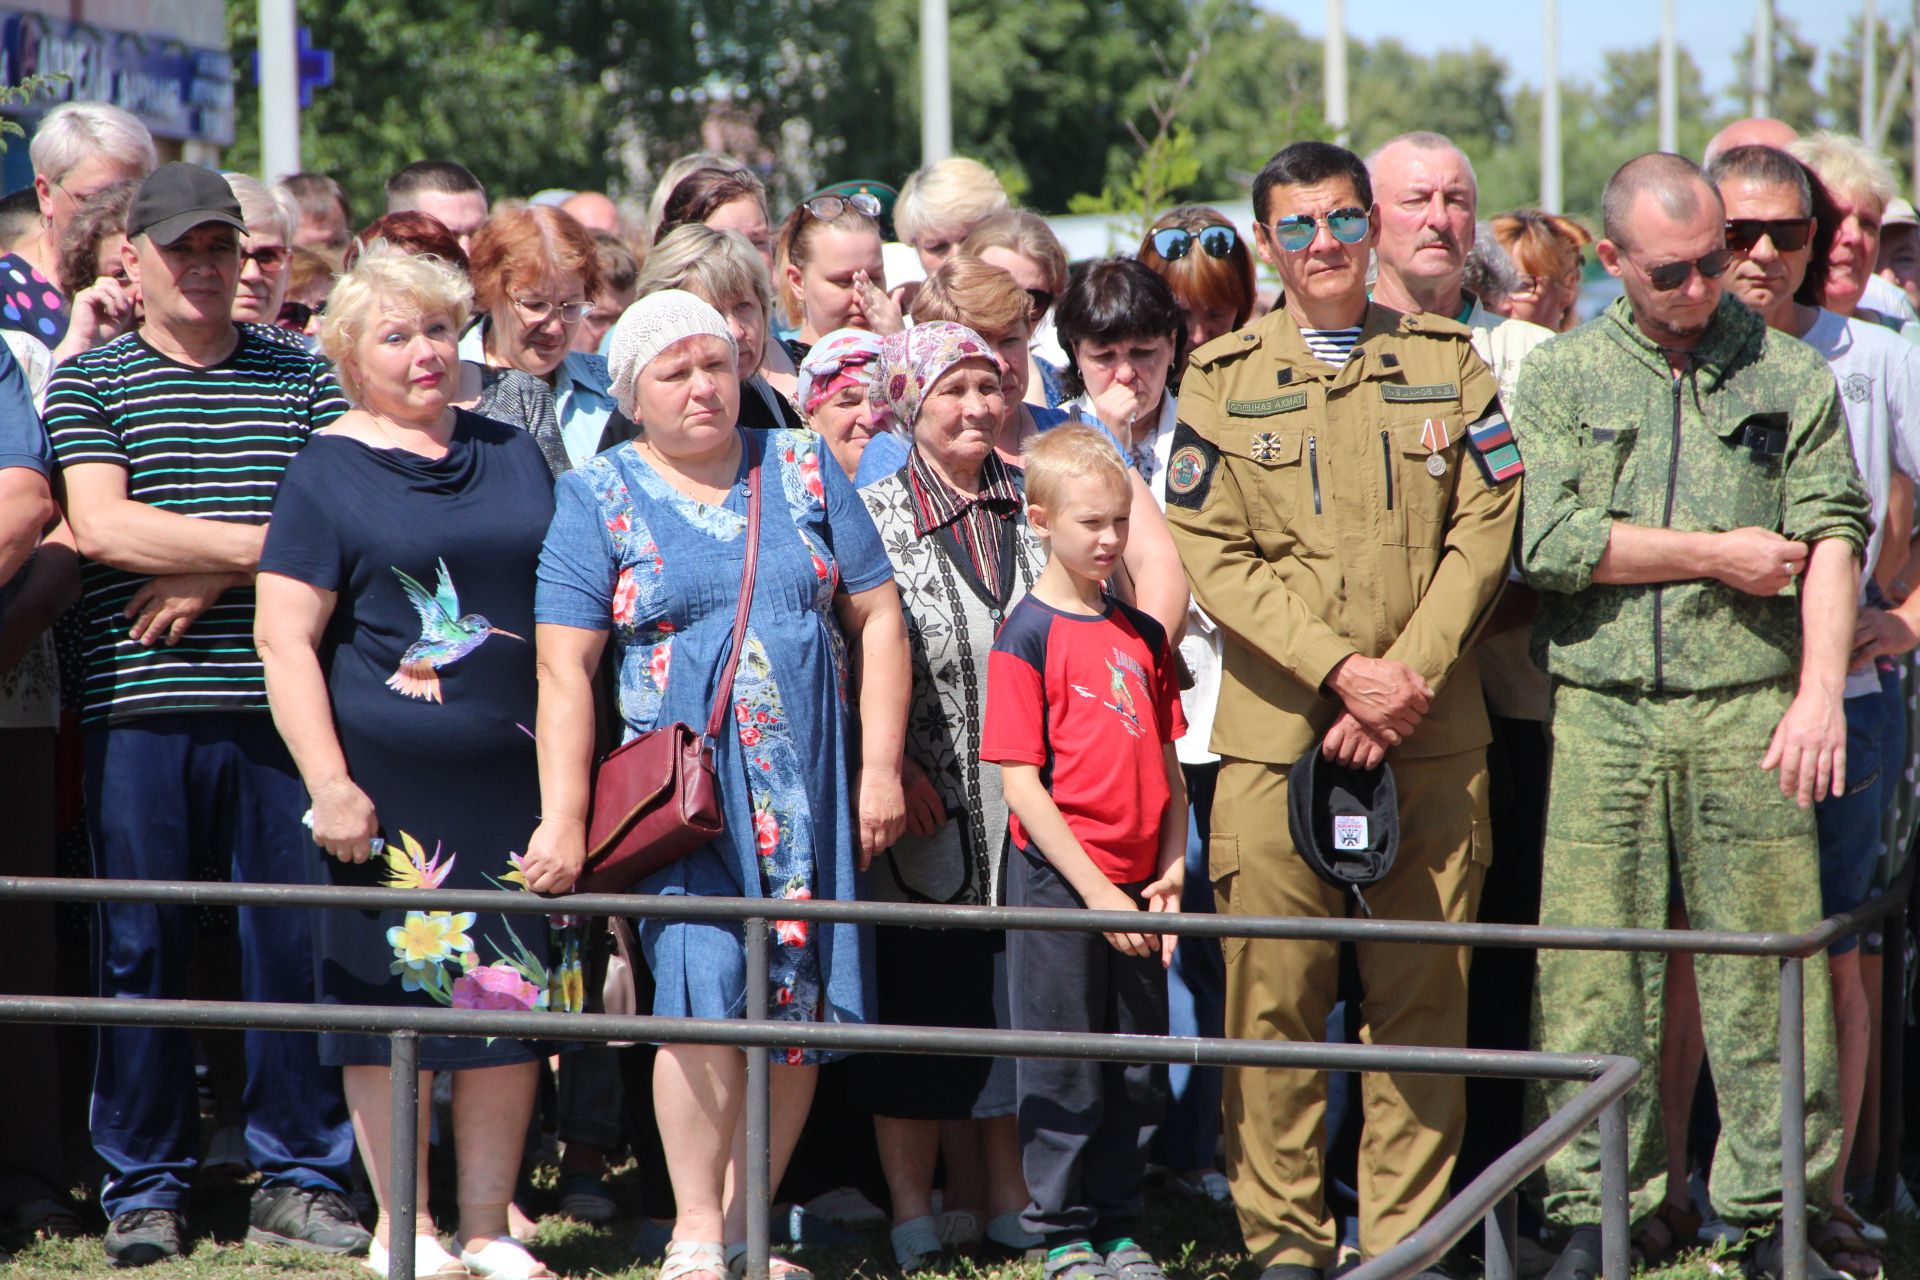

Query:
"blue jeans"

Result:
[[85, 714, 354, 1216], [1814, 668, 1906, 956], [1152, 763, 1224, 1171]]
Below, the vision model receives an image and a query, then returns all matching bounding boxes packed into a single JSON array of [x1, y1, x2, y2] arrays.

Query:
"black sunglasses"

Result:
[[1632, 247, 1732, 292], [1725, 218, 1815, 254], [1025, 287, 1054, 321], [277, 299, 324, 328], [1149, 225, 1238, 262]]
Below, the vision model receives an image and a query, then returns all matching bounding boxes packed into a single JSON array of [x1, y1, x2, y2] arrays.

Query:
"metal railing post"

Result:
[[1598, 1097, 1629, 1279], [743, 918, 770, 1280], [1876, 905, 1906, 1216], [389, 1029, 420, 1280], [1483, 1191, 1518, 1280], [1779, 956, 1807, 1280]]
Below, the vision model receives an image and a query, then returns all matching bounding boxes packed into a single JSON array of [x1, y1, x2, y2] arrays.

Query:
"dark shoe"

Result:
[[1044, 1242, 1117, 1280], [1103, 1240, 1166, 1280], [1259, 1267, 1323, 1280], [1744, 1226, 1843, 1280], [1544, 1225, 1602, 1280], [245, 1185, 372, 1255], [105, 1208, 185, 1269]]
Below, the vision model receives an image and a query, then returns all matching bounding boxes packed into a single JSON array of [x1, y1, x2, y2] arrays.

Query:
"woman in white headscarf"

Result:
[[520, 291, 910, 1280]]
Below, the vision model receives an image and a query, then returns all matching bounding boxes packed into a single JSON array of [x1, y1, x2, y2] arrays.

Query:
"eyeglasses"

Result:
[[277, 299, 324, 328], [241, 245, 289, 272], [803, 192, 882, 221], [1628, 247, 1732, 292], [1725, 218, 1815, 254], [512, 296, 593, 325], [1025, 287, 1054, 322], [1269, 207, 1370, 253], [1150, 225, 1238, 262]]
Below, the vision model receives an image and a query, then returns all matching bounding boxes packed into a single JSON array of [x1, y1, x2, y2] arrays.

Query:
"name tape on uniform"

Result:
[[1381, 382, 1459, 403], [1226, 391, 1308, 417]]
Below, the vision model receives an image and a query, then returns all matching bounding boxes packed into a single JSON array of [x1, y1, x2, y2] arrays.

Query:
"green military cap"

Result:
[[806, 179, 901, 240]]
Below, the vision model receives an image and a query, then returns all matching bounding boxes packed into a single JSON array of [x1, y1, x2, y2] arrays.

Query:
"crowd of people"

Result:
[[1, 96, 1919, 1280]]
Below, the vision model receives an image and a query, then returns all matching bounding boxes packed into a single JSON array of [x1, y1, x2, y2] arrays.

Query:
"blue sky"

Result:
[[1286, 0, 1854, 106]]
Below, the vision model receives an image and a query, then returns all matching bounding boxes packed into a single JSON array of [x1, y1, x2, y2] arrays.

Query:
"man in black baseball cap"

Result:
[[47, 161, 366, 1266], [126, 161, 248, 245]]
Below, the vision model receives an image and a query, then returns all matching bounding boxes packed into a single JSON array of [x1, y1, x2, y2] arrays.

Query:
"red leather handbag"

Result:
[[577, 436, 763, 894]]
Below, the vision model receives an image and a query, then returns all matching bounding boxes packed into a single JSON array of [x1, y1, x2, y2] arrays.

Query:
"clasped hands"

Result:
[[1321, 654, 1433, 770]]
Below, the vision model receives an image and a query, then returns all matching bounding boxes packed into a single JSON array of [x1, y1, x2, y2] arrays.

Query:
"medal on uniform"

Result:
[[1420, 417, 1450, 476]]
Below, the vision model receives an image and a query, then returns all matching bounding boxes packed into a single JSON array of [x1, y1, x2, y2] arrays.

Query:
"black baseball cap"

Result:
[[127, 162, 248, 246]]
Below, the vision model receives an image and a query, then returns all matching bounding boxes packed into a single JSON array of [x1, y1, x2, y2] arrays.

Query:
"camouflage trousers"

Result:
[[1530, 681, 1840, 1230]]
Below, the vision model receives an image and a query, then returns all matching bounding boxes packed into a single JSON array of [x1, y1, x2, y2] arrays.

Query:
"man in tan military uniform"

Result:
[[1164, 140, 1522, 1278]]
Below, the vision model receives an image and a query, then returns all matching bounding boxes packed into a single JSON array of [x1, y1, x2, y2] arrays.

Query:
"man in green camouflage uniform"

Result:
[[1516, 153, 1867, 1280]]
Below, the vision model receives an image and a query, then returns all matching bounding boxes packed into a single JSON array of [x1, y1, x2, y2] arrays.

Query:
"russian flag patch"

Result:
[[1465, 411, 1524, 484]]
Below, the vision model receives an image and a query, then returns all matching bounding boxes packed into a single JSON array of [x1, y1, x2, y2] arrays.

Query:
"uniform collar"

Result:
[[1260, 302, 1412, 386], [1599, 292, 1763, 390]]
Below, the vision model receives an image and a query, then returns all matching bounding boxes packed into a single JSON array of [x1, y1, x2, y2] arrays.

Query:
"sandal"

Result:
[[459, 1237, 555, 1280], [937, 1209, 982, 1247], [1812, 1217, 1883, 1279], [1629, 1201, 1702, 1267], [1043, 1242, 1118, 1280], [724, 1240, 813, 1280], [891, 1215, 945, 1273], [662, 1240, 730, 1280], [1103, 1239, 1166, 1280], [365, 1237, 471, 1279]]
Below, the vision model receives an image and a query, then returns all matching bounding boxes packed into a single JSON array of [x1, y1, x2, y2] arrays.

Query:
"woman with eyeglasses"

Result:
[[775, 192, 903, 361], [464, 207, 617, 471], [1489, 210, 1592, 332], [53, 181, 142, 358], [961, 211, 1072, 408], [224, 173, 299, 332], [1137, 206, 1258, 384]]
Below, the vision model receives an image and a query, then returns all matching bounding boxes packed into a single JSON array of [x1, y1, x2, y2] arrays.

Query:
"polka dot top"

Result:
[[0, 254, 67, 345]]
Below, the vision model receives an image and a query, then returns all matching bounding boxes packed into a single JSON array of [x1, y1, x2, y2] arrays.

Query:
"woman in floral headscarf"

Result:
[[798, 327, 889, 479], [852, 321, 1047, 1271]]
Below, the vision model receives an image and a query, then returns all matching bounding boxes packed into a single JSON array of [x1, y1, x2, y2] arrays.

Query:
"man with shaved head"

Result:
[[1517, 151, 1864, 1280], [560, 189, 623, 238], [1704, 116, 1800, 164]]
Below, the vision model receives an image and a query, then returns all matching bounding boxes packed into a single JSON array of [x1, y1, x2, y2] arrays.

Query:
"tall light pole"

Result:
[[1865, 0, 1879, 139], [1658, 0, 1678, 153], [920, 0, 952, 166], [1752, 0, 1774, 117], [1542, 0, 1561, 211], [258, 0, 300, 178], [1325, 0, 1349, 146]]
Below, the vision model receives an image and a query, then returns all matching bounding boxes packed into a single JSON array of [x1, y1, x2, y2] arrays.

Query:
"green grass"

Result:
[[9, 1165, 1920, 1280]]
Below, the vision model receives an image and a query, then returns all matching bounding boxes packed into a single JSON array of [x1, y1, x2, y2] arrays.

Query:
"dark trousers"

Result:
[[84, 714, 354, 1216], [1151, 762, 1223, 1171], [0, 728, 66, 1207], [1008, 841, 1168, 1245]]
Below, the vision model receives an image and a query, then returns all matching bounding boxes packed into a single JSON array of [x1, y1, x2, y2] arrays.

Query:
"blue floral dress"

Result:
[[537, 428, 891, 1060]]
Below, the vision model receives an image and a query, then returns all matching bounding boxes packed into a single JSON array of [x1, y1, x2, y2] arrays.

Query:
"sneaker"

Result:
[[1743, 1227, 1842, 1280], [1044, 1241, 1116, 1280], [105, 1208, 185, 1269], [245, 1185, 372, 1255]]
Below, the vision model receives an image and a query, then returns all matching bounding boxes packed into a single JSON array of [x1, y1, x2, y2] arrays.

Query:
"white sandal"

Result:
[[457, 1236, 555, 1279], [662, 1240, 729, 1280], [365, 1236, 471, 1278]]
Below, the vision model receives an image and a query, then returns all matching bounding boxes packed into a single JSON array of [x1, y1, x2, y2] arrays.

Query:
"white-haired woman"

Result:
[[895, 157, 1010, 276], [520, 290, 910, 1280], [1, 102, 156, 347], [256, 243, 579, 1280], [223, 173, 301, 331]]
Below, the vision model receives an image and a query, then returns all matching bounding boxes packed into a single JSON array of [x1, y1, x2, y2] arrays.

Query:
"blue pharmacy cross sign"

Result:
[[252, 27, 334, 108]]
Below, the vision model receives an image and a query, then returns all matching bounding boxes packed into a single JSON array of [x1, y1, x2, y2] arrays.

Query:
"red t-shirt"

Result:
[[980, 595, 1186, 883]]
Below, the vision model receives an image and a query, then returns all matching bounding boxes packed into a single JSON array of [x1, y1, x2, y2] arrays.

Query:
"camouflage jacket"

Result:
[[1516, 293, 1869, 694]]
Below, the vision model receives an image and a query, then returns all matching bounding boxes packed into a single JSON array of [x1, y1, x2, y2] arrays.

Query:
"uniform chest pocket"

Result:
[[1382, 421, 1461, 547], [1707, 443, 1787, 532], [1224, 426, 1313, 523], [1578, 424, 1640, 518]]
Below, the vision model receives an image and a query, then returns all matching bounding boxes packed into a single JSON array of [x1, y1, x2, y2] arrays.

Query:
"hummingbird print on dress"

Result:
[[386, 558, 521, 703]]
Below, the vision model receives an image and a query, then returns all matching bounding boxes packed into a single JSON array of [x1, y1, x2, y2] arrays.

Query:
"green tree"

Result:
[[1828, 11, 1913, 190], [1731, 16, 1825, 133]]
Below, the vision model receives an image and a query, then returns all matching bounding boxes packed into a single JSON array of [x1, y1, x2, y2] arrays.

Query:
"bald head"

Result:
[[1602, 153, 1721, 248], [561, 190, 622, 236], [1705, 117, 1799, 165]]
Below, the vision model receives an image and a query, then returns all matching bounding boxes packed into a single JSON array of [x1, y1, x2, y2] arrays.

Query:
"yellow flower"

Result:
[[382, 831, 457, 891], [557, 957, 585, 1014], [387, 910, 478, 970]]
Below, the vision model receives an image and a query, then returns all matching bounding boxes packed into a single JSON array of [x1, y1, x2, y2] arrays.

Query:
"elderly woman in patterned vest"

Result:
[[852, 321, 1046, 1271]]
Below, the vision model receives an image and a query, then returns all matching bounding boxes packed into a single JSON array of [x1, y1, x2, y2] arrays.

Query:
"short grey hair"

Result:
[[895, 156, 1010, 247], [222, 173, 298, 244], [29, 102, 157, 184], [1365, 130, 1479, 198], [1463, 220, 1522, 301], [1601, 153, 1720, 247], [1704, 145, 1814, 219], [1789, 131, 1899, 213], [637, 223, 774, 325]]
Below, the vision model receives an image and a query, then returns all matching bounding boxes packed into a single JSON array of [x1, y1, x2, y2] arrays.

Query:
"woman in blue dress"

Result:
[[521, 291, 909, 1280]]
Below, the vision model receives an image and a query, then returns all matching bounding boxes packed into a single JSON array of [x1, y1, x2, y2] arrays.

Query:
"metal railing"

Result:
[[0, 871, 1909, 1280]]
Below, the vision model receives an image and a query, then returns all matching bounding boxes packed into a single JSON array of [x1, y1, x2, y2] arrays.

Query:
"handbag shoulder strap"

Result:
[[704, 431, 763, 741]]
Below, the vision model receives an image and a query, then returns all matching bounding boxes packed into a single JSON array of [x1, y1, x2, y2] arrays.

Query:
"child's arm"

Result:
[[1001, 762, 1158, 958], [1143, 744, 1187, 967]]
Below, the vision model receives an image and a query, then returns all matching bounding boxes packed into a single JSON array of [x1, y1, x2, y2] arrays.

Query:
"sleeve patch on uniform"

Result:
[[1164, 421, 1220, 509], [1465, 411, 1525, 483]]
